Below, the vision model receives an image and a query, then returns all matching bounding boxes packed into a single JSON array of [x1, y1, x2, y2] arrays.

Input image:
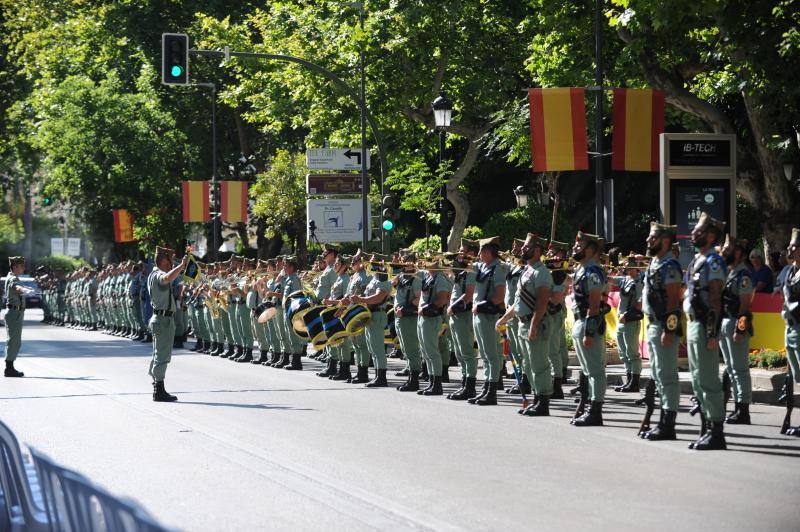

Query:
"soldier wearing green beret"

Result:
[[4, 256, 31, 377], [780, 227, 800, 435]]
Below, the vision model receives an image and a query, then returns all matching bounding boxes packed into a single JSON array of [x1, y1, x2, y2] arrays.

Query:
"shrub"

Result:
[[34, 255, 88, 273], [748, 349, 788, 369], [483, 203, 574, 248]]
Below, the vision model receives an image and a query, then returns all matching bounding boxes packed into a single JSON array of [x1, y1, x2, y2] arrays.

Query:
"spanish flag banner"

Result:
[[112, 209, 135, 242], [181, 181, 210, 223], [221, 181, 248, 223], [611, 88, 665, 172], [529, 88, 589, 172]]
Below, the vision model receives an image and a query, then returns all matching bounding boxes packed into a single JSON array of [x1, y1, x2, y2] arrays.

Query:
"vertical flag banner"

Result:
[[181, 181, 210, 223], [612, 88, 665, 172], [220, 181, 248, 223], [112, 209, 135, 242], [529, 88, 589, 172]]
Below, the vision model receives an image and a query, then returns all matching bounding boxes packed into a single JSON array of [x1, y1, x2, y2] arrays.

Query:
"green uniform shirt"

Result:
[[315, 265, 337, 301], [473, 258, 508, 309], [683, 249, 727, 318], [363, 275, 391, 311], [148, 268, 174, 312], [514, 260, 553, 316], [346, 269, 368, 298], [331, 272, 350, 300], [4, 274, 24, 309]]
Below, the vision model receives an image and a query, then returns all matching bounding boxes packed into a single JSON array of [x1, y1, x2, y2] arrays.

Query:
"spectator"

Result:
[[748, 248, 774, 293], [775, 250, 791, 292]]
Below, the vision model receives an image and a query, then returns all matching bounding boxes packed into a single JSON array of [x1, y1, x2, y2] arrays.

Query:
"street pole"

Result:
[[439, 129, 447, 252], [359, 3, 369, 250], [594, 0, 605, 239], [211, 84, 220, 260]]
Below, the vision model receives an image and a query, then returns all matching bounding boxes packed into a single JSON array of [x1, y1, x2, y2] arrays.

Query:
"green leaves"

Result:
[[250, 149, 306, 232]]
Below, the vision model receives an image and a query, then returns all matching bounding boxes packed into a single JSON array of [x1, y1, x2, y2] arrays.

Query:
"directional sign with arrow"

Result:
[[306, 148, 371, 171]]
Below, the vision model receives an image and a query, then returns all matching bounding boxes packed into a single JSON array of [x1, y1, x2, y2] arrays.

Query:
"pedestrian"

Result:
[[4, 256, 32, 378], [780, 227, 800, 436], [611, 256, 645, 393], [748, 248, 774, 293]]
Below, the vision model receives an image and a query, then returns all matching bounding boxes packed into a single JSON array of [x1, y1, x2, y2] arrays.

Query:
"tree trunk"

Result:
[[22, 186, 32, 260], [548, 172, 561, 242], [445, 134, 483, 251]]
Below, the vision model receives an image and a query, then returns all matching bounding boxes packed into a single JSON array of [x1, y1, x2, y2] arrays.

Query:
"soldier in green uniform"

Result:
[[447, 241, 479, 399], [265, 257, 291, 367], [322, 254, 353, 380], [503, 239, 528, 395], [781, 227, 800, 435], [497, 233, 554, 415], [148, 247, 188, 401], [314, 245, 341, 377], [570, 231, 608, 426], [393, 253, 422, 391], [351, 255, 392, 387], [343, 251, 371, 383], [719, 234, 755, 424], [415, 257, 452, 396], [546, 241, 571, 396], [611, 256, 644, 393], [684, 212, 728, 450], [469, 236, 508, 406], [639, 222, 683, 441], [4, 256, 31, 378], [277, 257, 305, 370]]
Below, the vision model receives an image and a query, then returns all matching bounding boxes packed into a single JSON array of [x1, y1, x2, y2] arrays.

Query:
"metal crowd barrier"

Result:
[[0, 419, 168, 532]]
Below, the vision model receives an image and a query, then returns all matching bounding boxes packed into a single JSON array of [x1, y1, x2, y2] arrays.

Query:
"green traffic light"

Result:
[[171, 65, 184, 77], [42, 197, 52, 206], [382, 219, 394, 231]]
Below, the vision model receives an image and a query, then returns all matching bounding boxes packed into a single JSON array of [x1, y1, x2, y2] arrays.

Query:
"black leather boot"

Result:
[[397, 371, 420, 392], [421, 376, 443, 396], [220, 343, 234, 358], [284, 354, 303, 370], [618, 373, 640, 393], [201, 340, 211, 354], [331, 360, 352, 381], [252, 349, 268, 364], [562, 366, 575, 385], [692, 421, 727, 451], [152, 381, 177, 402], [264, 351, 280, 366], [522, 395, 550, 416], [441, 368, 450, 383], [273, 353, 290, 368], [447, 376, 467, 399], [209, 342, 222, 356], [236, 347, 253, 363], [475, 381, 498, 405], [395, 368, 410, 377], [506, 374, 531, 395], [420, 365, 430, 382], [726, 403, 751, 425], [190, 339, 202, 352], [173, 336, 184, 349], [365, 368, 388, 387], [614, 371, 632, 392], [231, 345, 244, 361], [349, 365, 370, 384], [551, 377, 564, 399], [4, 361, 24, 378], [468, 380, 489, 404], [449, 377, 477, 400], [572, 401, 604, 426], [644, 410, 677, 441], [317, 359, 337, 377]]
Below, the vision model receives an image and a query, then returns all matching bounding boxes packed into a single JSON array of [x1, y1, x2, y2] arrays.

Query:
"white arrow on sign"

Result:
[[306, 148, 371, 171]]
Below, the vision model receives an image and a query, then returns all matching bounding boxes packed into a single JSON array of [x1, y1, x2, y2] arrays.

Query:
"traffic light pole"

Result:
[[439, 129, 447, 252], [358, 4, 369, 251], [194, 82, 219, 260], [593, 0, 606, 240]]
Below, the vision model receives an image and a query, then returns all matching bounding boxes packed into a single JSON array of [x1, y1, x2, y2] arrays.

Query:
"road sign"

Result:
[[306, 148, 370, 171], [51, 238, 64, 256], [307, 198, 371, 243], [306, 174, 364, 195], [67, 238, 81, 257]]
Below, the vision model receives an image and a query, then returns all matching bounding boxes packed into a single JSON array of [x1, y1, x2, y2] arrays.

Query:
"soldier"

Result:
[[719, 234, 755, 424], [611, 256, 645, 393], [570, 231, 607, 426], [782, 227, 800, 435], [684, 212, 728, 450], [497, 233, 553, 415], [322, 254, 352, 380], [4, 256, 32, 378], [264, 257, 291, 367], [469, 236, 508, 406], [415, 257, 452, 396], [447, 240, 479, 400], [503, 239, 529, 395], [147, 246, 188, 401], [342, 251, 371, 382], [546, 240, 571, 396], [315, 245, 342, 377], [393, 253, 422, 392], [280, 256, 305, 370], [639, 222, 683, 441], [351, 255, 392, 387]]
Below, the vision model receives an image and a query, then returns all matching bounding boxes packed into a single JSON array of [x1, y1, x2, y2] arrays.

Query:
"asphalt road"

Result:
[[2, 310, 798, 532]]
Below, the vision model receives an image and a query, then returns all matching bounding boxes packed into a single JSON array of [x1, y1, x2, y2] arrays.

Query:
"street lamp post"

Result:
[[513, 186, 529, 209], [432, 93, 452, 252]]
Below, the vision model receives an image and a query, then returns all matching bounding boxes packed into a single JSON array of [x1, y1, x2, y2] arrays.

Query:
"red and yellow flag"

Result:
[[181, 181, 210, 223], [611, 88, 665, 172], [221, 181, 248, 223], [529, 88, 588, 172], [112, 209, 135, 242]]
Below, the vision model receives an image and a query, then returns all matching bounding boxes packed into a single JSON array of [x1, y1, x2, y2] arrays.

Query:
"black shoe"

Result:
[[264, 351, 281, 366], [395, 368, 410, 377], [448, 377, 477, 401], [4, 361, 24, 378], [448, 376, 467, 399], [317, 359, 337, 377], [230, 345, 244, 361], [252, 349, 268, 364], [189, 340, 201, 352], [273, 353, 291, 368], [616, 373, 641, 393], [152, 381, 177, 402], [331, 361, 352, 381], [397, 371, 420, 392], [201, 340, 212, 354], [551, 377, 565, 399], [284, 354, 303, 370], [441, 368, 450, 384], [421, 376, 443, 396], [475, 381, 498, 405], [691, 421, 727, 451], [220, 344, 234, 359], [236, 348, 254, 363], [614, 371, 632, 392], [572, 401, 604, 426], [468, 381, 489, 404], [562, 367, 575, 385], [209, 342, 222, 356], [725, 403, 751, 425], [349, 365, 370, 384], [365, 368, 388, 387], [506, 374, 531, 395], [522, 395, 550, 416], [643, 410, 678, 441]]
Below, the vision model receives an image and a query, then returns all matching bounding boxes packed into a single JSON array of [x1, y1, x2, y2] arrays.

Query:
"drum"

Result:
[[287, 296, 314, 332], [301, 306, 325, 347], [257, 306, 277, 324], [341, 304, 371, 335], [320, 307, 348, 347], [384, 308, 398, 345]]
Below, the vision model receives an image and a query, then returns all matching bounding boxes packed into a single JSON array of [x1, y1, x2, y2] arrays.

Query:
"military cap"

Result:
[[284, 255, 299, 267], [461, 238, 480, 254], [548, 240, 570, 251], [650, 221, 678, 239], [322, 243, 339, 256], [337, 254, 351, 265], [789, 227, 800, 248], [479, 236, 501, 250], [524, 233, 548, 249], [8, 256, 24, 267], [621, 255, 648, 269], [696, 212, 726, 233], [351, 249, 364, 262], [155, 246, 175, 257], [722, 234, 748, 251], [575, 231, 601, 246], [315, 254, 325, 262]]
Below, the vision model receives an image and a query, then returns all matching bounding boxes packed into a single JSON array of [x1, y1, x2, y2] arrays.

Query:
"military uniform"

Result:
[[345, 262, 371, 382], [504, 254, 526, 394], [448, 263, 477, 398], [395, 268, 422, 391], [4, 257, 27, 377], [147, 247, 184, 401], [781, 228, 800, 436], [327, 265, 352, 380], [281, 262, 305, 370], [314, 262, 339, 376], [612, 260, 644, 392], [361, 267, 391, 386], [417, 265, 452, 395]]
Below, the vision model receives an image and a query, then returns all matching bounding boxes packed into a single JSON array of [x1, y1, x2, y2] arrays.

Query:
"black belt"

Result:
[[153, 309, 174, 317]]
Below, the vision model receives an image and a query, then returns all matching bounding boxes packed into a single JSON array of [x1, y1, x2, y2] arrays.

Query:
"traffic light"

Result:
[[381, 194, 398, 231], [162, 33, 189, 85], [42, 196, 53, 207]]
